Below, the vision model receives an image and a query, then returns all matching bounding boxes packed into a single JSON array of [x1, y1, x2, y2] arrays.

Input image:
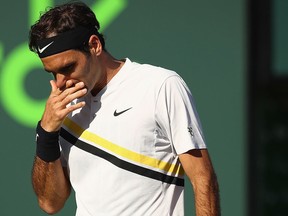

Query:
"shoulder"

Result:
[[128, 59, 181, 83]]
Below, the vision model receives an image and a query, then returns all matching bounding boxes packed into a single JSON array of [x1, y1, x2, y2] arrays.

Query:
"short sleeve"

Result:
[[155, 75, 207, 155]]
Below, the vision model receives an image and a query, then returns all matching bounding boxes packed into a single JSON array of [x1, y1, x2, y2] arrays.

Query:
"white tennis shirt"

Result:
[[59, 58, 207, 216]]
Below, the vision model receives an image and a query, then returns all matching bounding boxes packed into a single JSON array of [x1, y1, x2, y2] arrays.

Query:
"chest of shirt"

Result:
[[67, 82, 160, 156]]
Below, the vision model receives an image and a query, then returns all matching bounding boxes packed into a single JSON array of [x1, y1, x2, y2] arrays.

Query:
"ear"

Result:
[[88, 35, 102, 56]]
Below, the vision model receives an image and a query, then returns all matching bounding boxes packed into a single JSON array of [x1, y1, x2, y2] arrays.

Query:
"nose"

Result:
[[54, 73, 67, 90]]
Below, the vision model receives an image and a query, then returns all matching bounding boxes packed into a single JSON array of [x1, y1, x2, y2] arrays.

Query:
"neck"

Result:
[[91, 51, 125, 96]]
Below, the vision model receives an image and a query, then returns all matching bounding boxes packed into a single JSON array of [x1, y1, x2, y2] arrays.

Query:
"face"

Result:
[[41, 49, 102, 94]]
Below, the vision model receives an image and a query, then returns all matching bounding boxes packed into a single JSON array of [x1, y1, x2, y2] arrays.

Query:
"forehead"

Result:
[[41, 50, 84, 72]]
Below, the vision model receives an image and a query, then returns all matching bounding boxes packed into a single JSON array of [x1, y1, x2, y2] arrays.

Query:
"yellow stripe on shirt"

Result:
[[63, 117, 184, 176]]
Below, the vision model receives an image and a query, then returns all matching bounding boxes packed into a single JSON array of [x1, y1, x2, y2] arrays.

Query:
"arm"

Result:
[[179, 149, 220, 216], [32, 157, 71, 214], [32, 80, 86, 214]]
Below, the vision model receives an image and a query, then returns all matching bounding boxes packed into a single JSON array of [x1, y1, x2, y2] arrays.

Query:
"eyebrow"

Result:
[[44, 61, 76, 74]]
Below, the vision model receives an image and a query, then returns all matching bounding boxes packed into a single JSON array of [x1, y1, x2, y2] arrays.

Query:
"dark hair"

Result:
[[29, 1, 106, 54]]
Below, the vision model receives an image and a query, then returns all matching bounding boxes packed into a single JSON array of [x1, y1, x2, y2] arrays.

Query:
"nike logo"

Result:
[[113, 107, 132, 116], [38, 41, 54, 53]]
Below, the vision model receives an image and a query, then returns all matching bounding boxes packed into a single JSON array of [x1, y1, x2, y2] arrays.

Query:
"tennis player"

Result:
[[29, 2, 220, 215]]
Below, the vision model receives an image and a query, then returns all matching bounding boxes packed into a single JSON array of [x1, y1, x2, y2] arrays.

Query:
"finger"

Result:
[[49, 80, 63, 97], [50, 80, 58, 92], [69, 101, 86, 111], [62, 101, 86, 116], [59, 82, 85, 99], [73, 82, 85, 90], [62, 88, 87, 105], [65, 80, 74, 89]]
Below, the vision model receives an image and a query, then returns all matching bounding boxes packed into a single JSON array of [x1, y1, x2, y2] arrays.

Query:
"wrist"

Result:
[[36, 121, 61, 162], [40, 118, 60, 132]]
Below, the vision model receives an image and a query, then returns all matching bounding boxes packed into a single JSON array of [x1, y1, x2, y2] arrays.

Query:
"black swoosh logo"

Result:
[[113, 107, 132, 116]]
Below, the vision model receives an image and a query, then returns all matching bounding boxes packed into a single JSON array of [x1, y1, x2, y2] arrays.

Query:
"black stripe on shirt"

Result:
[[60, 128, 184, 187]]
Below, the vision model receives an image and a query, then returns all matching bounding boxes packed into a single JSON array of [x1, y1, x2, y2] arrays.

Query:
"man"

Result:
[[29, 2, 220, 215]]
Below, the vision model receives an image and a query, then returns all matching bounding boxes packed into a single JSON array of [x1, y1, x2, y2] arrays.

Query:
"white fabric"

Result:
[[59, 58, 206, 216]]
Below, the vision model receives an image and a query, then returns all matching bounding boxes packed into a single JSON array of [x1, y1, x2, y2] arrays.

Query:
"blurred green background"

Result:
[[0, 0, 246, 215]]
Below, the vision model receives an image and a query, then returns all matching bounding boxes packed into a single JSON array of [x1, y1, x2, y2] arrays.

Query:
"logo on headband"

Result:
[[38, 41, 54, 54], [36, 26, 95, 58]]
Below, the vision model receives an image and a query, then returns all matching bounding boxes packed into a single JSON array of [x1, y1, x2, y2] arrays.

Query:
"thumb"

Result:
[[50, 80, 58, 92]]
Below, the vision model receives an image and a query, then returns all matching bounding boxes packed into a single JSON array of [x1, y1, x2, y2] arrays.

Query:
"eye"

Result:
[[59, 63, 76, 74]]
